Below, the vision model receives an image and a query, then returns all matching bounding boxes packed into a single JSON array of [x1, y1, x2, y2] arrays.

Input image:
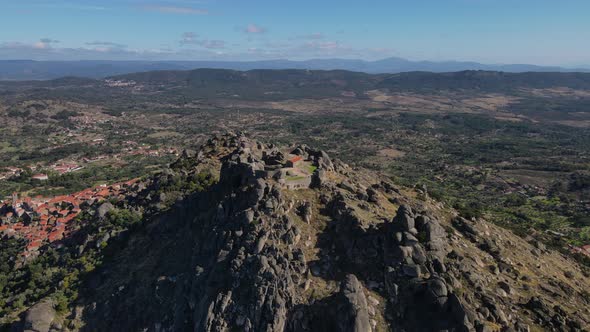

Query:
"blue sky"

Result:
[[0, 0, 589, 66]]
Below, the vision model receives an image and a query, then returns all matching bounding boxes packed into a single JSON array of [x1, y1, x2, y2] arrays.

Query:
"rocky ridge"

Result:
[[18, 133, 590, 331]]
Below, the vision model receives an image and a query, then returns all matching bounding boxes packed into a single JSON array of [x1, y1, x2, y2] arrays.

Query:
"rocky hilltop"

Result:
[[17, 133, 590, 331]]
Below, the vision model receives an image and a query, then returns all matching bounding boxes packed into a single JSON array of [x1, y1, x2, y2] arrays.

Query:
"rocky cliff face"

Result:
[[21, 133, 590, 332]]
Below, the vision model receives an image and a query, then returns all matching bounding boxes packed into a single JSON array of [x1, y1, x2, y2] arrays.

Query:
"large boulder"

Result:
[[337, 274, 371, 332], [96, 202, 114, 219], [305, 148, 335, 171], [299, 201, 313, 224], [393, 205, 415, 232], [21, 298, 56, 332], [311, 169, 327, 188]]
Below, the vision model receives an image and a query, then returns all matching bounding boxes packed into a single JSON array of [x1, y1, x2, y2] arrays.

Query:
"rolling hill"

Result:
[[1, 58, 588, 80]]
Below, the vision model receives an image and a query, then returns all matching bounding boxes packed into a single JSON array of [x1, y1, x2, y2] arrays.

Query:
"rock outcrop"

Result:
[[21, 298, 57, 332], [39, 133, 590, 332], [336, 275, 371, 332]]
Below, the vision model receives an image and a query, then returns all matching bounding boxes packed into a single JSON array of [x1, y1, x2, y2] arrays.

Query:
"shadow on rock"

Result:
[[299, 195, 472, 331]]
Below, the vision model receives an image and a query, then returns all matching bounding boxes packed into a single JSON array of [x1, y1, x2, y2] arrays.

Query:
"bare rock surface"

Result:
[[21, 298, 56, 332], [39, 133, 590, 332]]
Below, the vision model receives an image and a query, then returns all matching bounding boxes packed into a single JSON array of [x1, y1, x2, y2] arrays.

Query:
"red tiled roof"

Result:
[[125, 179, 139, 185], [97, 189, 111, 197], [289, 155, 303, 163], [4, 177, 143, 256], [30, 239, 43, 246], [48, 230, 63, 242], [62, 215, 76, 223]]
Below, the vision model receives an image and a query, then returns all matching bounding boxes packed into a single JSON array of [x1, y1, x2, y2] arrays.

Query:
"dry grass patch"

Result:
[[377, 148, 405, 159]]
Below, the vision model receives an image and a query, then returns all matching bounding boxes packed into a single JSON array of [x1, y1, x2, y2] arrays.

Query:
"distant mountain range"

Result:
[[3, 69, 590, 101], [0, 57, 589, 80]]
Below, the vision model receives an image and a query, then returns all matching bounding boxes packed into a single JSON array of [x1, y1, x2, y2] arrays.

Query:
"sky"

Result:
[[0, 0, 589, 66]]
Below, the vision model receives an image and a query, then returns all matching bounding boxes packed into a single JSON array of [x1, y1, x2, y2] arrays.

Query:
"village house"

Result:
[[0, 177, 141, 259], [570, 244, 590, 257], [83, 155, 107, 163], [52, 163, 84, 174], [32, 173, 49, 181], [278, 175, 312, 190], [267, 154, 314, 190], [0, 166, 23, 180], [286, 155, 303, 167]]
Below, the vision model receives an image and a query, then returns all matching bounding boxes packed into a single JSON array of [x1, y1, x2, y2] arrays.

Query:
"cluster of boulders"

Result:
[[185, 135, 461, 332], [317, 189, 474, 331], [289, 145, 335, 172], [448, 216, 589, 331], [18, 133, 590, 332], [382, 205, 475, 331], [178, 134, 496, 332], [189, 142, 308, 332]]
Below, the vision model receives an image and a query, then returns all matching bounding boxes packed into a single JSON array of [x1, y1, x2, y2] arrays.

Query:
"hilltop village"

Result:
[[0, 133, 590, 331], [0, 163, 83, 182], [0, 138, 327, 263], [3, 136, 590, 265], [0, 179, 139, 260]]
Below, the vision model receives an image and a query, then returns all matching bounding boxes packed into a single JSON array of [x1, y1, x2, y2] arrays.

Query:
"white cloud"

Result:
[[304, 41, 341, 50], [244, 24, 266, 34], [40, 38, 60, 44], [24, 38, 61, 50], [241, 39, 394, 60], [0, 33, 393, 61], [179, 32, 225, 49], [200, 40, 225, 49], [33, 42, 49, 49], [180, 32, 198, 45], [85, 41, 127, 49]]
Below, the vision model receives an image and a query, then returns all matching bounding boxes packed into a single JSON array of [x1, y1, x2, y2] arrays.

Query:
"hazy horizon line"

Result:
[[0, 57, 588, 69]]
